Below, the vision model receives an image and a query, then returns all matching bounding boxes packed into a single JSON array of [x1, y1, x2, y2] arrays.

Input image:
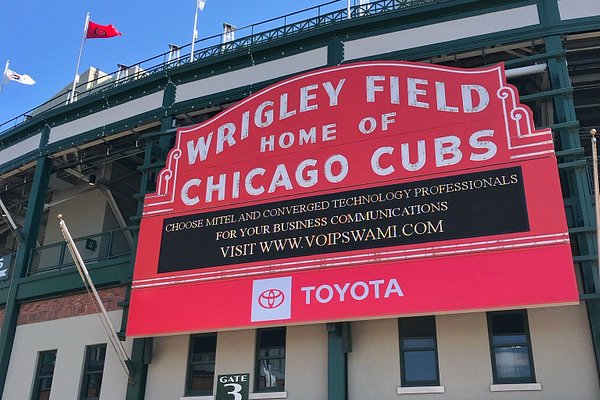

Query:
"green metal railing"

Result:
[[27, 226, 136, 275], [0, 0, 448, 134]]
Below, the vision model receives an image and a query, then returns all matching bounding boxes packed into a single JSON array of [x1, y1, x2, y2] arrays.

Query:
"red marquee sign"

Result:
[[127, 61, 578, 337]]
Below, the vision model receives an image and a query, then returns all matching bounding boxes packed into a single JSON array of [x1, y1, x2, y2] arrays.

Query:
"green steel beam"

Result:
[[519, 87, 573, 102], [587, 299, 600, 378], [538, 0, 561, 26], [544, 29, 600, 380], [327, 39, 344, 66], [503, 49, 567, 67], [137, 161, 167, 172], [555, 147, 584, 158], [15, 260, 130, 301], [0, 152, 52, 397], [125, 338, 152, 400], [121, 96, 175, 396], [558, 159, 587, 170], [140, 127, 177, 140], [118, 86, 174, 338], [570, 226, 598, 234], [544, 121, 580, 132], [328, 322, 350, 400]]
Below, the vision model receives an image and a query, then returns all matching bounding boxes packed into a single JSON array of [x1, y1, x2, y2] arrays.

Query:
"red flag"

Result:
[[86, 21, 122, 39]]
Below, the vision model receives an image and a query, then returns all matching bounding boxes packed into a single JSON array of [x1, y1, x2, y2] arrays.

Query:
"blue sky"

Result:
[[0, 0, 348, 125]]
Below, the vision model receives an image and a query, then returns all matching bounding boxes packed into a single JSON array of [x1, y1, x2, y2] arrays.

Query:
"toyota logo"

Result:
[[258, 289, 285, 309]]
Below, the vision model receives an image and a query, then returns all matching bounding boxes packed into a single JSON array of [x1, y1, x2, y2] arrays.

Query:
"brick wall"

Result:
[[17, 286, 126, 325]]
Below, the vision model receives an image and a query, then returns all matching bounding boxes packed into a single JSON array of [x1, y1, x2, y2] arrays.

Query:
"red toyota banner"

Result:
[[127, 61, 578, 337]]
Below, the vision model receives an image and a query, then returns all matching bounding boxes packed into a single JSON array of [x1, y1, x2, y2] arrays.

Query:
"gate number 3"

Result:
[[224, 383, 243, 400]]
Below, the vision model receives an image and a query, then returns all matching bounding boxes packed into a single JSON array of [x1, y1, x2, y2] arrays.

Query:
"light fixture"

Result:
[[88, 174, 96, 186]]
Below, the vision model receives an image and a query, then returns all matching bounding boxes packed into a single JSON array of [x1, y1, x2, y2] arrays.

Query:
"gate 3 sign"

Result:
[[216, 374, 249, 400], [127, 61, 578, 337]]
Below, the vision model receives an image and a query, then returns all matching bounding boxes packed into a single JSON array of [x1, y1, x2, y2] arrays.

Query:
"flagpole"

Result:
[[347, 0, 351, 19], [190, 1, 200, 63], [0, 60, 9, 94], [592, 128, 600, 279], [58, 214, 133, 377], [70, 12, 90, 104]]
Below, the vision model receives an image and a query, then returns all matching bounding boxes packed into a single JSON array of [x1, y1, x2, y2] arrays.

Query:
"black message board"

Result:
[[158, 167, 529, 273]]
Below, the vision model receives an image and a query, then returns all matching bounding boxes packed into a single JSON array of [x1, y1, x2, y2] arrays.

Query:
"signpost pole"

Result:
[[58, 214, 134, 378], [190, 1, 200, 63], [591, 128, 600, 279], [70, 12, 90, 104], [0, 60, 9, 93]]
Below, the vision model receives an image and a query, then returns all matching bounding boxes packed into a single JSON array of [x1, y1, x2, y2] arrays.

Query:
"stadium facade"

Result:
[[0, 1, 600, 399]]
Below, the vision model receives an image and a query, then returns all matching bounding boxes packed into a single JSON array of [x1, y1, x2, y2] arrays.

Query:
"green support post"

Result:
[[327, 39, 345, 66], [544, 32, 600, 379], [123, 85, 176, 398], [328, 322, 350, 400], [0, 154, 52, 397], [587, 299, 600, 377], [125, 338, 153, 400]]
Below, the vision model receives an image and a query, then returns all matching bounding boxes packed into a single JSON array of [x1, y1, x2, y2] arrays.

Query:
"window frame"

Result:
[[185, 332, 218, 396], [31, 349, 57, 400], [398, 316, 440, 387], [79, 343, 107, 400], [487, 310, 536, 385], [255, 327, 286, 393]]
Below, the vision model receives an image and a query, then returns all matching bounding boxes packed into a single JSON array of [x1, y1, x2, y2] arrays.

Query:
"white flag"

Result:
[[5, 68, 36, 85], [222, 23, 235, 44], [197, 0, 206, 11]]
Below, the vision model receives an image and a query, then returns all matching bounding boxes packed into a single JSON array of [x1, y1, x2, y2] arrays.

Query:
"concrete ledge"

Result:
[[397, 386, 445, 394], [180, 396, 213, 400], [250, 392, 288, 399], [180, 392, 287, 400], [490, 383, 542, 392]]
